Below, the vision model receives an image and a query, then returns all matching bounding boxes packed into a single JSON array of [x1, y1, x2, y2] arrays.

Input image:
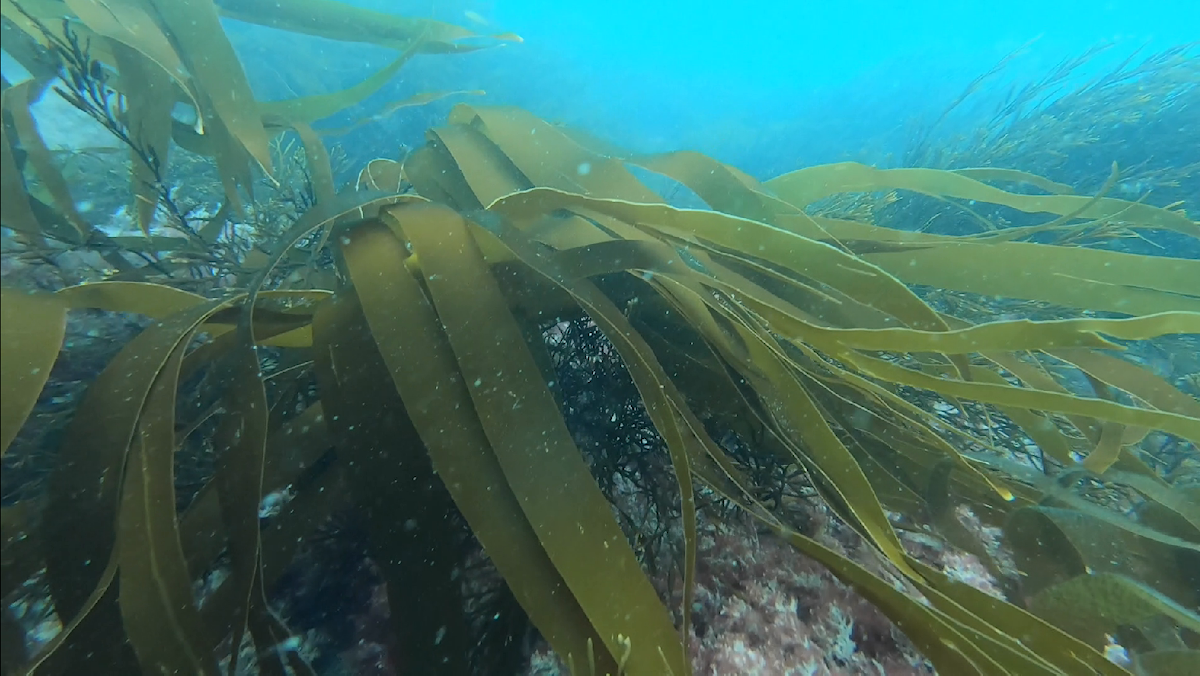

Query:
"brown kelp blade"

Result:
[[388, 203, 690, 674], [340, 218, 624, 672], [0, 288, 65, 456]]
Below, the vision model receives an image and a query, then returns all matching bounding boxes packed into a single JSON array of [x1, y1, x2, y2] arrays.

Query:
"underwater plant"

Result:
[[2, 3, 1200, 676], [889, 42, 1200, 251], [904, 43, 1199, 195]]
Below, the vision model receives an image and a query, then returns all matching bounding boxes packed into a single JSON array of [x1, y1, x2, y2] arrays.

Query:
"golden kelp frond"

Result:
[[212, 0, 521, 53], [0, 287, 65, 456], [2, 102, 1198, 676], [257, 41, 426, 126], [318, 90, 488, 137], [951, 167, 1077, 195], [765, 162, 1197, 236], [392, 106, 1196, 667]]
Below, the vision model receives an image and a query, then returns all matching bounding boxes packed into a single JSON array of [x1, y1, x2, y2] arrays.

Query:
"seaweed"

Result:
[[1, 0, 514, 253], [2, 6, 1200, 675], [888, 42, 1200, 254]]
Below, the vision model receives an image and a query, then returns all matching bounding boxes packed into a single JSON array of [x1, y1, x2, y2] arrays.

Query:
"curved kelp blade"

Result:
[[259, 38, 422, 125], [906, 559, 1130, 676], [3, 80, 90, 241], [377, 204, 689, 674], [311, 289, 471, 673], [32, 290, 232, 673], [357, 158, 406, 192], [146, 0, 273, 174], [1029, 573, 1200, 649], [765, 162, 1198, 237], [319, 90, 486, 136], [487, 189, 953, 333], [458, 110, 1197, 316], [210, 330, 314, 676], [117, 335, 219, 674], [462, 216, 735, 671], [0, 86, 43, 238], [1135, 650, 1200, 676], [214, 0, 520, 52], [338, 219, 621, 673], [0, 289, 65, 456]]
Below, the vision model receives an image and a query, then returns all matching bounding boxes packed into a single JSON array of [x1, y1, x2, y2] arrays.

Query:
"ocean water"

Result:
[[1, 1, 1198, 675], [236, 1, 1200, 167]]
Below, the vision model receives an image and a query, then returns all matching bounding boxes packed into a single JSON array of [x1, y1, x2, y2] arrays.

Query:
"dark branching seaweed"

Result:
[[26, 15, 172, 223], [48, 26, 144, 166], [459, 526, 538, 675], [8, 5, 254, 281], [543, 318, 685, 572]]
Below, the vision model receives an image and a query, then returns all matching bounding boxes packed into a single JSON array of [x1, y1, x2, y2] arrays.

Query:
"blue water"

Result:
[[386, 0, 1199, 171]]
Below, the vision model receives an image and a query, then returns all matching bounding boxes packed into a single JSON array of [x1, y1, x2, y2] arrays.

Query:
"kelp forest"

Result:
[[0, 1, 1198, 675]]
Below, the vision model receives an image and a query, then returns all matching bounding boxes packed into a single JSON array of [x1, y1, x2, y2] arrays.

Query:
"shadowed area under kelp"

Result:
[[2, 2, 1199, 675]]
